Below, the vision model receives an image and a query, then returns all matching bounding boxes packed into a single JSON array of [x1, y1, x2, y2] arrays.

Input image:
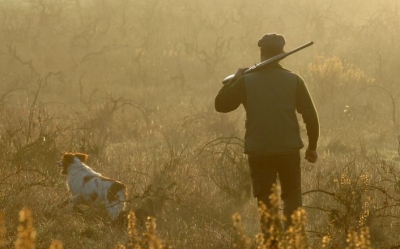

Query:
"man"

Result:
[[214, 33, 319, 232]]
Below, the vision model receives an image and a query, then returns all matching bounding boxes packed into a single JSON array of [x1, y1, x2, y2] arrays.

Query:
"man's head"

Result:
[[258, 33, 285, 61]]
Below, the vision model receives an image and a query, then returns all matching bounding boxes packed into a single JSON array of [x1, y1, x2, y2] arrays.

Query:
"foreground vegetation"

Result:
[[1, 0, 400, 248], [1, 196, 374, 249]]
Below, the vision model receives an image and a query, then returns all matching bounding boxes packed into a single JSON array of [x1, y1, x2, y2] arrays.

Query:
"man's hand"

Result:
[[233, 68, 249, 78], [305, 149, 318, 163]]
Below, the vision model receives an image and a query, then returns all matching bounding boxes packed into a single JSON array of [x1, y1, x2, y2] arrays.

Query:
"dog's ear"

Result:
[[74, 153, 89, 163], [62, 153, 75, 164]]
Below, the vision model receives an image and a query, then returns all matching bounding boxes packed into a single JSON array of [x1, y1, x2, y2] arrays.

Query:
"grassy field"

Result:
[[1, 0, 400, 248]]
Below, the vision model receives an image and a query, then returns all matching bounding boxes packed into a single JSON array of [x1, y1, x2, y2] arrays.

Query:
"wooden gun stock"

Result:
[[222, 41, 314, 84]]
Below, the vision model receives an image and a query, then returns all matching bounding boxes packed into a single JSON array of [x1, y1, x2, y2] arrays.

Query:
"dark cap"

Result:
[[258, 33, 286, 49]]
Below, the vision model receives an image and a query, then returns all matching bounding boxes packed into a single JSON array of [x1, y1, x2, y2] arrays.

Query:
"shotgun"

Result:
[[222, 41, 314, 84]]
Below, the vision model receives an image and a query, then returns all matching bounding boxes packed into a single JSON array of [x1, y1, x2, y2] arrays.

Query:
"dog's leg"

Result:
[[106, 201, 125, 220], [70, 194, 85, 214], [106, 184, 127, 221], [112, 210, 128, 227], [106, 191, 126, 221]]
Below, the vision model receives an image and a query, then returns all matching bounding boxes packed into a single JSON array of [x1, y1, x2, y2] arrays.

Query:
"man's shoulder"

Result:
[[279, 68, 305, 82], [243, 64, 304, 83], [278, 66, 299, 76], [252, 64, 299, 75]]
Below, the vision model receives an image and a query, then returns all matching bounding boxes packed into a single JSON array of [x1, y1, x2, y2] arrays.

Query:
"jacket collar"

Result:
[[253, 62, 284, 72]]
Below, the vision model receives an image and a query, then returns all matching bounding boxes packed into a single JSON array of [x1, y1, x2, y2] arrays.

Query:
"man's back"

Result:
[[215, 63, 318, 155], [243, 65, 304, 155]]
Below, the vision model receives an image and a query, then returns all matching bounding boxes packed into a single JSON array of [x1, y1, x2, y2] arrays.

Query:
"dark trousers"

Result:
[[248, 151, 302, 231]]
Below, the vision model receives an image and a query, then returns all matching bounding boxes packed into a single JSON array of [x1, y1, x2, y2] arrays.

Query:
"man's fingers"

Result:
[[305, 153, 317, 163], [305, 149, 318, 163], [307, 157, 317, 163]]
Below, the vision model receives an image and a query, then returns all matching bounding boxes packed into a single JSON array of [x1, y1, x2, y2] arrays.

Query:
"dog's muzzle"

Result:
[[56, 160, 68, 175]]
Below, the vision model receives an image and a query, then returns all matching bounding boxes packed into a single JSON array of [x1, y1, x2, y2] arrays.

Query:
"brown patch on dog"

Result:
[[60, 152, 89, 175], [74, 153, 88, 163], [83, 175, 95, 186], [91, 192, 98, 201], [61, 153, 75, 175], [107, 181, 126, 202], [62, 153, 75, 164]]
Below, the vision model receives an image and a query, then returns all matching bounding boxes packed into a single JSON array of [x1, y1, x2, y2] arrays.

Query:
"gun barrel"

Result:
[[222, 41, 314, 84]]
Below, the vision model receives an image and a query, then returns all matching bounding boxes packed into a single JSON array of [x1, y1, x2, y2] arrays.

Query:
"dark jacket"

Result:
[[215, 63, 319, 155]]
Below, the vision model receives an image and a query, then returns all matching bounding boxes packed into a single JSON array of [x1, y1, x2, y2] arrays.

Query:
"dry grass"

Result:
[[1, 194, 375, 249]]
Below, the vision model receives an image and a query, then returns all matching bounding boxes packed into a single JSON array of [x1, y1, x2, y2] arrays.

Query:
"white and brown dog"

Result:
[[57, 152, 127, 221]]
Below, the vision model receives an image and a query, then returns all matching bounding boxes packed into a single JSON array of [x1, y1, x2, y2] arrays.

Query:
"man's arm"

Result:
[[296, 76, 319, 162], [215, 69, 247, 113]]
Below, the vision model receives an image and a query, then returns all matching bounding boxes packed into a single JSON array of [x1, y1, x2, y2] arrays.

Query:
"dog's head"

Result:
[[57, 152, 89, 175]]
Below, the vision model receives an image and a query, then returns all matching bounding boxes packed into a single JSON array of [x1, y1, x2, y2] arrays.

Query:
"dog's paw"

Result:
[[110, 211, 129, 227]]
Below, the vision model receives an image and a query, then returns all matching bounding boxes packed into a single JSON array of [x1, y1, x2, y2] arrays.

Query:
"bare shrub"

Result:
[[197, 136, 251, 204], [307, 56, 374, 122]]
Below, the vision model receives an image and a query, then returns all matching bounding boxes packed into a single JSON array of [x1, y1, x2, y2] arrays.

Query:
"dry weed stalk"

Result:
[[122, 211, 164, 249], [358, 174, 371, 229], [126, 211, 142, 249], [48, 240, 64, 249], [232, 213, 251, 249], [257, 184, 285, 248], [281, 208, 309, 249], [2, 209, 64, 249], [345, 227, 371, 249], [115, 244, 127, 249], [252, 184, 312, 248], [15, 208, 36, 249], [254, 233, 267, 249], [321, 235, 331, 248], [0, 213, 5, 248], [346, 188, 372, 249], [142, 216, 163, 249]]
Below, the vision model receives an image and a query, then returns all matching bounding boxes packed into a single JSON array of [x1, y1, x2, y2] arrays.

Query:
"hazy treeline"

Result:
[[0, 0, 399, 127]]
